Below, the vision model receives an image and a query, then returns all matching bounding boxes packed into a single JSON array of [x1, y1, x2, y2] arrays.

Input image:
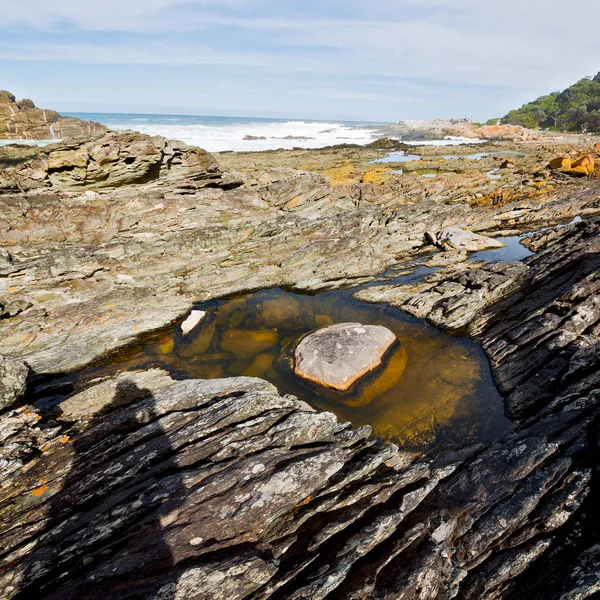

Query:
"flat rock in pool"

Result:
[[294, 322, 396, 391], [430, 226, 506, 252]]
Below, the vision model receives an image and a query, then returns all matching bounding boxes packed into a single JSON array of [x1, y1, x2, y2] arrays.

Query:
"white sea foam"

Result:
[[1, 117, 488, 153], [404, 136, 486, 146], [105, 119, 379, 152]]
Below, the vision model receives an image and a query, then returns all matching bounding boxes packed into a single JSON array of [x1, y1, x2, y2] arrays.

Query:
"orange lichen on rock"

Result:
[[361, 168, 392, 184], [322, 164, 357, 186], [31, 485, 49, 497], [296, 495, 312, 508]]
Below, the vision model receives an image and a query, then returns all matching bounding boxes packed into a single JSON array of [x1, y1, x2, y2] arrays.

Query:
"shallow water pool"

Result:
[[468, 235, 533, 262], [371, 152, 421, 164], [58, 287, 510, 452]]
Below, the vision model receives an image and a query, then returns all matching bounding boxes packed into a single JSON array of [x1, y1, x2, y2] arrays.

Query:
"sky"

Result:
[[1, 0, 599, 122]]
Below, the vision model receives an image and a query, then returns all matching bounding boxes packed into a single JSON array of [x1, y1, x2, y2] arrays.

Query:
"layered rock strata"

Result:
[[0, 90, 106, 141], [0, 219, 598, 599], [1, 133, 599, 377]]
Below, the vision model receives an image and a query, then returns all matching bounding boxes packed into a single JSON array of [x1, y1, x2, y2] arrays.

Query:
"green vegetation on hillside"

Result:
[[502, 72, 600, 133]]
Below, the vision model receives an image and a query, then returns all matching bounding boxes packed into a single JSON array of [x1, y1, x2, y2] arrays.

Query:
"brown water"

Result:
[[47, 287, 510, 452]]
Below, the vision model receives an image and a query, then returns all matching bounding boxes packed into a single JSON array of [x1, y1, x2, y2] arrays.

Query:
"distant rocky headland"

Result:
[[0, 90, 106, 141], [1, 92, 599, 600], [377, 118, 538, 141]]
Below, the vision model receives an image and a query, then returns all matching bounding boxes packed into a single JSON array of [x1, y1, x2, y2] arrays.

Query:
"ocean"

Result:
[[0, 112, 485, 152], [63, 113, 387, 152]]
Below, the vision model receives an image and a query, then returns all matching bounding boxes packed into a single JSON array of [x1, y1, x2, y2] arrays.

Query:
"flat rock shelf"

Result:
[[44, 287, 510, 452]]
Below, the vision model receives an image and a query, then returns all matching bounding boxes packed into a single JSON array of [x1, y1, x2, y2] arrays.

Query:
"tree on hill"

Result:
[[502, 73, 600, 132]]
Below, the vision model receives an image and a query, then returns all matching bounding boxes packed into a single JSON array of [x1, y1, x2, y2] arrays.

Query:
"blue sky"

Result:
[[1, 0, 599, 121]]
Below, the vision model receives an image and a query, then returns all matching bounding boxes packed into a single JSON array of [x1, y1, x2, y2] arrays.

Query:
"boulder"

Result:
[[429, 227, 506, 252], [571, 155, 595, 174], [0, 356, 29, 411], [549, 156, 572, 171], [294, 322, 396, 390]]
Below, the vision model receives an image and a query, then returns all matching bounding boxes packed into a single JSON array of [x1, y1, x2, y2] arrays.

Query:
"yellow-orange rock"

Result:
[[570, 166, 591, 177], [571, 155, 595, 174], [548, 156, 571, 171]]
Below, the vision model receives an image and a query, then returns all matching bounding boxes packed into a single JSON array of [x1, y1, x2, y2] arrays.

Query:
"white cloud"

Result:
[[2, 0, 599, 118]]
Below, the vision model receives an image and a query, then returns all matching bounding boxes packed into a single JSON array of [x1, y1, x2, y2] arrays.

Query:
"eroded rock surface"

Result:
[[356, 261, 528, 331], [294, 323, 396, 390], [0, 130, 222, 192], [0, 130, 599, 599], [1, 133, 599, 376], [0, 220, 597, 599], [0, 90, 106, 140], [0, 357, 28, 412], [429, 226, 506, 252]]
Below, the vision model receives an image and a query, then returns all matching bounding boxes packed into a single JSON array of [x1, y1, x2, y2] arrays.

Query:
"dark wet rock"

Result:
[[471, 217, 600, 421], [355, 261, 528, 331], [0, 90, 106, 141], [0, 357, 28, 411], [294, 323, 396, 390]]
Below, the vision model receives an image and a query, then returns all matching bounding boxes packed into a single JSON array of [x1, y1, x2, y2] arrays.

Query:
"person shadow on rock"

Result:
[[12, 379, 186, 600]]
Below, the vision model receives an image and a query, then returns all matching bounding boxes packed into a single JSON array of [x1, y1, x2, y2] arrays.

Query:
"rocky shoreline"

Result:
[[0, 90, 106, 142], [1, 123, 599, 598]]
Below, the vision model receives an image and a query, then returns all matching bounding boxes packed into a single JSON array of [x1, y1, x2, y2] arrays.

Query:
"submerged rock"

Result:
[[180, 310, 206, 335], [294, 322, 396, 390]]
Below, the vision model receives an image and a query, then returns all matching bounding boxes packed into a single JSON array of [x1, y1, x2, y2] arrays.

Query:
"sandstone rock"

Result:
[[261, 295, 302, 327], [220, 329, 279, 358], [0, 90, 106, 140], [430, 226, 506, 252], [0, 356, 28, 411], [294, 322, 396, 390], [0, 130, 222, 192]]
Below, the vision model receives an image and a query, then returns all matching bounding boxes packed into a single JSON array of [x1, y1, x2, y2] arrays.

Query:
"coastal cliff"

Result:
[[0, 90, 106, 141]]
